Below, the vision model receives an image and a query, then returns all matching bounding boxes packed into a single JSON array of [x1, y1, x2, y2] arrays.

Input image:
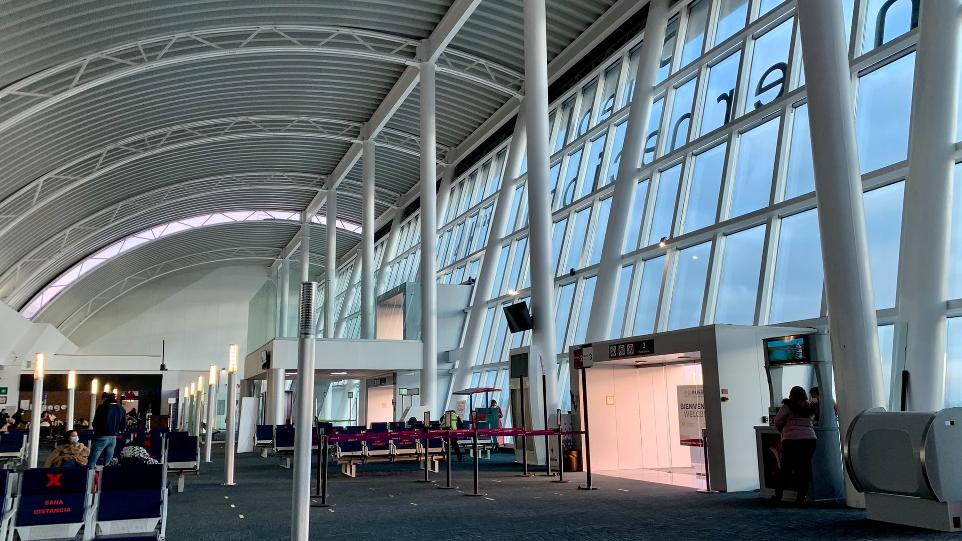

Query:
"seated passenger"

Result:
[[44, 430, 90, 468], [118, 441, 159, 465], [0, 418, 14, 433]]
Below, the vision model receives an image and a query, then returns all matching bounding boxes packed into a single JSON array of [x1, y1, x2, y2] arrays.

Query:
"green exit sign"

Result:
[[0, 388, 8, 396]]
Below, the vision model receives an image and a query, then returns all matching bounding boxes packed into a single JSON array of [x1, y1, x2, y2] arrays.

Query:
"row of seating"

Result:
[[334, 435, 442, 478], [0, 464, 167, 540]]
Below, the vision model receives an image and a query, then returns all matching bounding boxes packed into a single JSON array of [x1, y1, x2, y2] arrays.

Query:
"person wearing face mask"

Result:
[[44, 430, 90, 468]]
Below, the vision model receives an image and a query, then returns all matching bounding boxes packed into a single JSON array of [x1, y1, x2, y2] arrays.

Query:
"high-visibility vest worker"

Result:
[[441, 410, 460, 430]]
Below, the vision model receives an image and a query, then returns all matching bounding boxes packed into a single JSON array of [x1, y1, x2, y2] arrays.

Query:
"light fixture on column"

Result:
[[66, 370, 77, 431], [225, 343, 239, 486], [28, 353, 44, 468], [228, 344, 239, 374], [90, 377, 100, 423], [204, 365, 217, 463]]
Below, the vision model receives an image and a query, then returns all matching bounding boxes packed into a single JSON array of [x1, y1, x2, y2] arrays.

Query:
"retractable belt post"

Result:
[[553, 409, 567, 484], [311, 435, 330, 508], [542, 373, 553, 477], [438, 428, 454, 490], [518, 374, 531, 477], [466, 420, 483, 497], [578, 367, 597, 491], [417, 411, 431, 483]]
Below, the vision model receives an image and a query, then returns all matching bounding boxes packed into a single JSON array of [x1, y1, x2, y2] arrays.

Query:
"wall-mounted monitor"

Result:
[[503, 301, 534, 333], [764, 335, 812, 365]]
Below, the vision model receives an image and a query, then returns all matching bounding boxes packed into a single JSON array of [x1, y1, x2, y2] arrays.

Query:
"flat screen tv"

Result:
[[764, 335, 811, 364]]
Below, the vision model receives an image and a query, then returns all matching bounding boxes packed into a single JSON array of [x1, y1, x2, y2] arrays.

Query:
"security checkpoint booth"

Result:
[[568, 324, 841, 494]]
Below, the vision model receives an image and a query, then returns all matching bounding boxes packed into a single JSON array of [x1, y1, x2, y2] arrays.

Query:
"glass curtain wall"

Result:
[[332, 0, 960, 408]]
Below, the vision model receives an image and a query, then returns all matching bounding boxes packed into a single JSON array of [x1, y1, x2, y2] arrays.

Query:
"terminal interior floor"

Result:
[[167, 450, 955, 540]]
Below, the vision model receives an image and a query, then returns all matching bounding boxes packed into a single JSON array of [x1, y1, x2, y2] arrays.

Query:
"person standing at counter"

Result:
[[773, 386, 817, 504]]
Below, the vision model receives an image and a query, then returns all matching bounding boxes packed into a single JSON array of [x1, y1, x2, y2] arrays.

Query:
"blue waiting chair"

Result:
[[94, 463, 167, 539], [0, 470, 16, 541], [166, 436, 198, 493], [0, 433, 26, 468], [13, 468, 92, 541]]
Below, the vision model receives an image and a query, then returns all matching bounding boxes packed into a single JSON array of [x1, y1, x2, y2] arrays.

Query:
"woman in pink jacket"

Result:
[[773, 386, 817, 504]]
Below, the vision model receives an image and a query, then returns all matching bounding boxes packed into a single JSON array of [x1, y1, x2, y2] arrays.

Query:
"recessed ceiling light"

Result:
[[331, 371, 347, 375]]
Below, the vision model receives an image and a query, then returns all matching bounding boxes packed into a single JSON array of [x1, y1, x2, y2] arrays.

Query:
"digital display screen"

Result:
[[765, 335, 810, 364]]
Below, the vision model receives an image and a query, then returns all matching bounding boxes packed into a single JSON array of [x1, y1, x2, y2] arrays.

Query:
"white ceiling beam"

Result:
[[289, 0, 482, 261], [546, 0, 649, 85], [449, 0, 648, 167]]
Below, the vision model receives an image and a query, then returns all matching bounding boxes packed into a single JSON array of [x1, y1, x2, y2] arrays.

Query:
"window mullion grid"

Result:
[[700, 231, 725, 326], [653, 0, 796, 103], [769, 102, 794, 206], [653, 247, 677, 332]]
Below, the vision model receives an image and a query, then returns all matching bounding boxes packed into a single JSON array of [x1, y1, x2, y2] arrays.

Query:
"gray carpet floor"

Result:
[[164, 449, 957, 540]]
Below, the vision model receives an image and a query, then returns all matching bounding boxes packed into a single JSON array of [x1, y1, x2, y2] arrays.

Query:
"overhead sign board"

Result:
[[608, 339, 654, 360], [572, 345, 593, 369]]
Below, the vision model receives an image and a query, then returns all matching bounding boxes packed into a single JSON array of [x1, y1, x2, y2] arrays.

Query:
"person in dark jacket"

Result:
[[88, 393, 125, 469]]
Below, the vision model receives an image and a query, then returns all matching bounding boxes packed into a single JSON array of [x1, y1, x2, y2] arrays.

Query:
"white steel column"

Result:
[[375, 209, 403, 295], [224, 344, 239, 485], [267, 368, 286, 425], [419, 57, 439, 417], [279, 258, 290, 338], [796, 0, 885, 503], [523, 0, 559, 418], [449, 104, 527, 405], [291, 282, 316, 541], [895, 0, 961, 411], [334, 261, 361, 337], [361, 137, 377, 339], [586, 0, 669, 342], [28, 354, 44, 469], [193, 379, 204, 440], [205, 366, 217, 463], [436, 165, 456, 225], [300, 214, 311, 283], [325, 191, 338, 339]]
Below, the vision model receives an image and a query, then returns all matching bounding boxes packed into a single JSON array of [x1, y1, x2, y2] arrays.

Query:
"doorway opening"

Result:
[[590, 354, 706, 489]]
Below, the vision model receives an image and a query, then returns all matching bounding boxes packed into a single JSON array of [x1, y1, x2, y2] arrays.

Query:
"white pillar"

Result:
[[66, 370, 77, 431], [522, 0, 560, 419], [449, 104, 527, 406], [356, 379, 369, 428], [361, 138, 377, 339], [319, 382, 333, 420], [334, 261, 361, 338], [419, 58, 439, 418], [300, 214, 311, 283], [325, 191, 338, 339], [291, 282, 316, 541], [796, 0, 886, 503], [224, 344, 239, 485], [895, 0, 961, 412], [587, 0, 669, 342], [279, 258, 290, 338], [205, 367, 217, 463], [436, 164, 456, 225], [28, 354, 44, 469], [375, 209, 403, 295], [194, 384, 204, 439], [267, 368, 286, 425]]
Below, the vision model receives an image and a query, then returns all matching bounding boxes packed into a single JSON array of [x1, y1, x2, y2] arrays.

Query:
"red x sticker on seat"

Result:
[[46, 473, 63, 488]]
